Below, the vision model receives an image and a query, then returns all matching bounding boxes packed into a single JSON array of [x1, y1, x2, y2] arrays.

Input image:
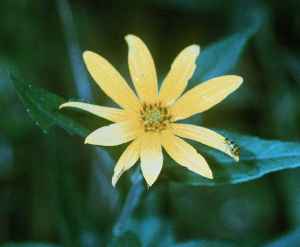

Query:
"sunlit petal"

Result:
[[159, 45, 200, 105], [162, 130, 213, 179], [125, 34, 158, 102], [140, 132, 163, 186], [59, 101, 128, 122], [171, 75, 243, 120], [83, 51, 140, 111], [112, 138, 141, 186], [85, 121, 140, 146], [172, 123, 239, 161]]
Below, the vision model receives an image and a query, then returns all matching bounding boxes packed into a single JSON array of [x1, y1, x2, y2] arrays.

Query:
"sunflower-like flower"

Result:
[[60, 34, 243, 187]]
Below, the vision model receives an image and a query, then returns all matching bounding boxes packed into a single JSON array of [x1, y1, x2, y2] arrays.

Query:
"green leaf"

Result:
[[186, 9, 263, 125], [192, 32, 248, 83], [264, 227, 300, 247], [191, 8, 263, 84], [166, 130, 300, 186], [0, 243, 59, 247], [174, 240, 238, 247], [109, 231, 142, 247], [11, 74, 89, 137]]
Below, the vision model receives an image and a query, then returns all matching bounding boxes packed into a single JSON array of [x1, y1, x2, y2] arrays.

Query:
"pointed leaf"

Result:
[[264, 227, 300, 247], [191, 10, 263, 84], [166, 131, 300, 186], [11, 75, 89, 137]]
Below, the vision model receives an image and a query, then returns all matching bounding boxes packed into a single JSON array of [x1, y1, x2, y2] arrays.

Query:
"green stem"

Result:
[[113, 169, 145, 237]]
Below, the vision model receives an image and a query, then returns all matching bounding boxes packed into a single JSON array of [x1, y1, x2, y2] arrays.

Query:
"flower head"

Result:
[[60, 34, 243, 187]]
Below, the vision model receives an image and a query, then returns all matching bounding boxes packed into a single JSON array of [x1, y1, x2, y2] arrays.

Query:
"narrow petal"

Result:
[[112, 138, 140, 186], [171, 75, 243, 120], [159, 45, 200, 105], [140, 132, 163, 186], [161, 130, 213, 179], [172, 123, 239, 161], [83, 51, 140, 111], [59, 101, 128, 122], [125, 34, 158, 102], [85, 121, 140, 146]]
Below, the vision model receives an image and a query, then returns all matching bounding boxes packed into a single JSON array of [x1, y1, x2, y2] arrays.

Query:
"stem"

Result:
[[113, 168, 145, 237], [56, 0, 92, 100]]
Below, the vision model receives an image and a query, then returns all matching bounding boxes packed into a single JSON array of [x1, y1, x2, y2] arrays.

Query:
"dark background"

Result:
[[0, 0, 300, 246]]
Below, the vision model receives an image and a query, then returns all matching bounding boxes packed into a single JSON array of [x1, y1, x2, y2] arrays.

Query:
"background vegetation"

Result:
[[1, 0, 300, 246]]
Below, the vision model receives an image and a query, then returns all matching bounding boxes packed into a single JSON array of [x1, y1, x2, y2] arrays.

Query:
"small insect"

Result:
[[225, 138, 240, 158]]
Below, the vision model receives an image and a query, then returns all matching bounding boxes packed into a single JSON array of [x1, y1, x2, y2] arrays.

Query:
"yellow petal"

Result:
[[172, 123, 239, 161], [125, 34, 158, 103], [83, 51, 140, 111], [140, 132, 163, 186], [161, 130, 213, 179], [112, 138, 140, 186], [171, 75, 243, 120], [59, 101, 128, 122], [85, 121, 140, 146], [159, 45, 200, 105]]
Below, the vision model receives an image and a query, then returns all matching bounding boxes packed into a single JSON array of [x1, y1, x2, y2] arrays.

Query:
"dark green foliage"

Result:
[[1, 0, 300, 246], [0, 244, 59, 247], [10, 75, 89, 137]]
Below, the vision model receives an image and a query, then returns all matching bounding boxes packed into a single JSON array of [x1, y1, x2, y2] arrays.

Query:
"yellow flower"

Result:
[[60, 34, 243, 187]]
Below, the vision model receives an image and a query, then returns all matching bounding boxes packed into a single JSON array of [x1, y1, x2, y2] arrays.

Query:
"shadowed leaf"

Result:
[[191, 7, 263, 84], [11, 74, 89, 137]]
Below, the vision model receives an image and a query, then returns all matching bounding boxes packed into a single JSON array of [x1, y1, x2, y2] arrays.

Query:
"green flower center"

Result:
[[144, 108, 162, 123], [140, 102, 172, 132]]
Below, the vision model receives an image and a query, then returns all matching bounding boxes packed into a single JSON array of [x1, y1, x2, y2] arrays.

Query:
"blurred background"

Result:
[[0, 0, 300, 246]]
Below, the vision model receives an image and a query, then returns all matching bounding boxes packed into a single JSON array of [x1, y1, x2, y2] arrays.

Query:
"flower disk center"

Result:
[[140, 102, 172, 132]]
